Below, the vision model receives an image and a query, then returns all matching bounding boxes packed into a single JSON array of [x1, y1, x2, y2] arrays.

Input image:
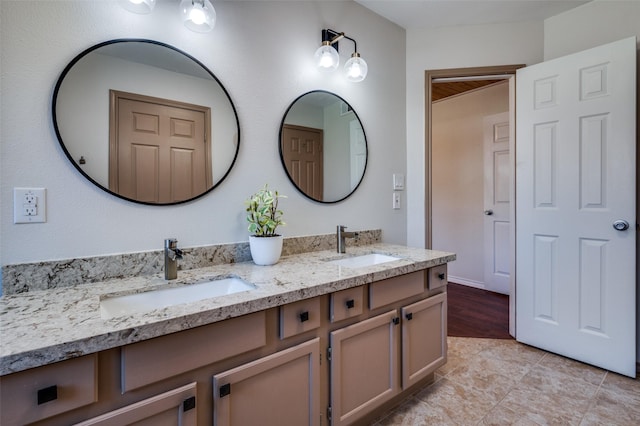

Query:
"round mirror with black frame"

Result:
[[52, 39, 240, 205], [279, 90, 367, 203]]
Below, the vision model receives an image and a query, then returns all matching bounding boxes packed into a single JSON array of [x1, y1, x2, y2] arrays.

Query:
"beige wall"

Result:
[[431, 82, 509, 288]]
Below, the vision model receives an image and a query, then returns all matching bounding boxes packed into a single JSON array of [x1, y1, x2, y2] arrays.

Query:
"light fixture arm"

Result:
[[322, 29, 358, 54]]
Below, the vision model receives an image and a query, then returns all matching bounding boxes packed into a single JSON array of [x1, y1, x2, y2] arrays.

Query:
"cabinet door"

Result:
[[213, 338, 320, 426], [329, 310, 400, 426], [74, 382, 197, 426], [401, 292, 447, 388]]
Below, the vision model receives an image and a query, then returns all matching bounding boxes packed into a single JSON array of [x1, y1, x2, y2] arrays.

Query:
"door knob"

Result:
[[484, 210, 493, 216], [613, 220, 630, 231]]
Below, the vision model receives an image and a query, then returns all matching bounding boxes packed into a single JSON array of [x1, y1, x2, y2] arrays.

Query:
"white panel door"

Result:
[[516, 37, 636, 377], [483, 112, 511, 295]]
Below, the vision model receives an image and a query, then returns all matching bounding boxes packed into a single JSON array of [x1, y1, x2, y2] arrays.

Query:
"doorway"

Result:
[[425, 65, 523, 336]]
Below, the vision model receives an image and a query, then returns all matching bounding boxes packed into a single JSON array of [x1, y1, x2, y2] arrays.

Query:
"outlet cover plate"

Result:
[[14, 188, 46, 223]]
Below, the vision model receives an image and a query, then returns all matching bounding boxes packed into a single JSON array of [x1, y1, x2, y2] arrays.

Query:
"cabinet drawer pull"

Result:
[[219, 383, 231, 398], [37, 385, 58, 405], [183, 396, 196, 411], [299, 311, 309, 323], [438, 273, 445, 280], [392, 317, 400, 325], [405, 313, 413, 321], [345, 299, 355, 309]]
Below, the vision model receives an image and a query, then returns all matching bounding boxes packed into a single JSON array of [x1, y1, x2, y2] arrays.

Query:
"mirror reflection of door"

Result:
[[281, 124, 324, 201], [109, 91, 212, 204], [349, 120, 366, 190]]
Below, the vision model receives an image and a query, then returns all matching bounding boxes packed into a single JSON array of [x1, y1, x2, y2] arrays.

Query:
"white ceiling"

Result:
[[354, 0, 589, 30]]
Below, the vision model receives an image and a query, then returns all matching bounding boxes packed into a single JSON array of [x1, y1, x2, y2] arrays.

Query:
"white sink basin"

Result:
[[100, 276, 256, 319], [327, 253, 401, 269]]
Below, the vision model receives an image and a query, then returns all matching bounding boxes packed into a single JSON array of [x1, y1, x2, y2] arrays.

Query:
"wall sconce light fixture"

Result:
[[120, 0, 216, 33], [314, 29, 368, 82]]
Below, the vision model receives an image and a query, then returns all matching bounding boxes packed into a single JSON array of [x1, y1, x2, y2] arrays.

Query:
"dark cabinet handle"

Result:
[[392, 317, 400, 325], [438, 273, 445, 280], [219, 383, 231, 398], [406, 313, 413, 321], [346, 299, 355, 309], [37, 385, 58, 405], [183, 396, 196, 411], [299, 311, 309, 322]]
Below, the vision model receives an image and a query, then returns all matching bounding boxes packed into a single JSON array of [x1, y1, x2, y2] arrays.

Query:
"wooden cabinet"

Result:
[[329, 271, 448, 425], [401, 292, 447, 388], [0, 354, 97, 425], [75, 382, 198, 426], [213, 338, 321, 426], [329, 310, 400, 426], [0, 264, 448, 426]]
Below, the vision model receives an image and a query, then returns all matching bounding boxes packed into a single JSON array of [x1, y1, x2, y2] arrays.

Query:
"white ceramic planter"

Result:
[[248, 235, 283, 266]]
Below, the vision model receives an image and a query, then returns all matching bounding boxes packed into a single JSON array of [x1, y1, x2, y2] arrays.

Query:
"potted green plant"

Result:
[[245, 184, 286, 265]]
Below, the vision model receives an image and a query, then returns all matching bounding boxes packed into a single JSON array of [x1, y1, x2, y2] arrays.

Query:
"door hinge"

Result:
[[327, 405, 332, 422], [327, 346, 332, 362], [319, 353, 322, 365]]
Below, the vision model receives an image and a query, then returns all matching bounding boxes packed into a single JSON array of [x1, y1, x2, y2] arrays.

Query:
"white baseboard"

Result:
[[447, 276, 485, 290]]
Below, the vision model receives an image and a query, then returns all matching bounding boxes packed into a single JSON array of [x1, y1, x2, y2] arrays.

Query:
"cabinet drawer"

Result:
[[369, 271, 425, 309], [0, 354, 97, 425], [427, 264, 448, 290], [75, 382, 198, 426], [330, 286, 364, 323], [280, 297, 321, 339], [122, 311, 266, 392]]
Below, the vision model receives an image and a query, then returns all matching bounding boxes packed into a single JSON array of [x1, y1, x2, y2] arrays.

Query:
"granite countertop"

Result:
[[0, 244, 455, 376]]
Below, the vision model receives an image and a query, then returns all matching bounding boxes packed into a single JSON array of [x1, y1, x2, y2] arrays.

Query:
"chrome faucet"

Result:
[[337, 225, 359, 253], [164, 238, 183, 280]]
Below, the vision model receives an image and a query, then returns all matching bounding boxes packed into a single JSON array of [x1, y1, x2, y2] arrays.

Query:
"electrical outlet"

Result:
[[24, 205, 37, 216], [14, 188, 46, 223]]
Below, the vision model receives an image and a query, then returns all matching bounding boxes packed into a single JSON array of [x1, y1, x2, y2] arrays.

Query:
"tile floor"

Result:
[[374, 337, 640, 425]]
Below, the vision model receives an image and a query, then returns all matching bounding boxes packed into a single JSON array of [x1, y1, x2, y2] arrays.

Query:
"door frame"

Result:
[[425, 65, 523, 336]]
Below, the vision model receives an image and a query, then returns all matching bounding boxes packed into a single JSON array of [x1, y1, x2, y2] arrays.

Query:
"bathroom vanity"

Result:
[[0, 244, 454, 425]]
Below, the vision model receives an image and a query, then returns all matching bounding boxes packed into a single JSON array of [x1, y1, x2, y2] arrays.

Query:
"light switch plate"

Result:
[[393, 174, 405, 190], [393, 192, 401, 209], [14, 188, 46, 223]]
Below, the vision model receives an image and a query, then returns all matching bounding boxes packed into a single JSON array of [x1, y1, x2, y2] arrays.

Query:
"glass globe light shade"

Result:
[[120, 0, 156, 14], [344, 53, 368, 82], [180, 0, 216, 33], [314, 42, 339, 72]]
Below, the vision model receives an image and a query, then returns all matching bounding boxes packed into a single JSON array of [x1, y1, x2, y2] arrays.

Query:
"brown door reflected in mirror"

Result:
[[279, 90, 367, 203], [281, 124, 323, 201], [109, 91, 212, 203]]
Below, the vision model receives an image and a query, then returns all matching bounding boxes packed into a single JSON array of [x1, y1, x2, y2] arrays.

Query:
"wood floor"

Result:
[[447, 282, 511, 339]]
